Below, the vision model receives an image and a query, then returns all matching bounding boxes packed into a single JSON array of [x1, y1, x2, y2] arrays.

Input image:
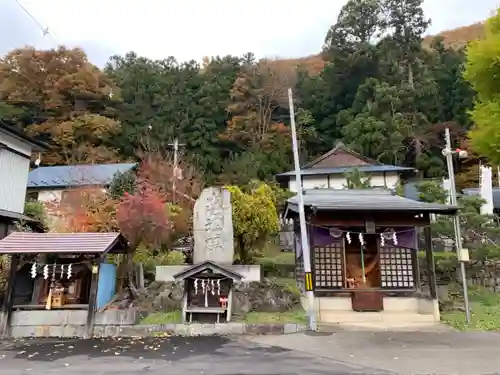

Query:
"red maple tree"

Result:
[[115, 182, 172, 250]]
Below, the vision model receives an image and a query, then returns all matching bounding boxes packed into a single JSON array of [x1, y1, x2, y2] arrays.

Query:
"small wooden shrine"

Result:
[[173, 261, 242, 323], [284, 189, 457, 319], [0, 232, 128, 337]]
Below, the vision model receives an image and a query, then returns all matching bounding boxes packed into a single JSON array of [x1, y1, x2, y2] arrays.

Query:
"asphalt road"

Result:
[[0, 335, 390, 375]]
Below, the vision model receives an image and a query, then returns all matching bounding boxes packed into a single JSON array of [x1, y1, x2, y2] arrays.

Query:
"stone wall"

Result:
[[137, 279, 301, 317], [9, 308, 139, 338]]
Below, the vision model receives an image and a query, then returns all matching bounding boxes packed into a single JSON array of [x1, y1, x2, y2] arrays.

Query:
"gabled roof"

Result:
[[0, 124, 49, 152], [27, 163, 137, 189], [284, 189, 457, 215], [302, 142, 380, 169], [276, 164, 414, 177], [0, 232, 128, 254], [173, 260, 243, 281]]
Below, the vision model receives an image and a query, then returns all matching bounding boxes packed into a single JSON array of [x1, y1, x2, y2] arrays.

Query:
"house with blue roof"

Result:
[[275, 143, 416, 192], [26, 163, 137, 204]]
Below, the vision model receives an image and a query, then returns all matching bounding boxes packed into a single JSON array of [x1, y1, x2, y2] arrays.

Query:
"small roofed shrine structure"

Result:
[[173, 260, 242, 323], [283, 189, 458, 326], [0, 232, 128, 338]]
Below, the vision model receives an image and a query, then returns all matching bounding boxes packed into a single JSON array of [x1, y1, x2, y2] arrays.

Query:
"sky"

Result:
[[1, 0, 499, 67]]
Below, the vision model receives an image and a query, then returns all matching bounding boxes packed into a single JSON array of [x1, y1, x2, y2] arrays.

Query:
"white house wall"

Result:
[[288, 172, 400, 192], [32, 188, 108, 204], [0, 148, 30, 214], [37, 190, 64, 203]]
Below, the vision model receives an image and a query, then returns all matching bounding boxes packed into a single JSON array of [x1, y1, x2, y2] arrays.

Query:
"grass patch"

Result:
[[257, 252, 295, 265], [242, 310, 307, 324], [140, 310, 182, 325], [441, 285, 500, 331]]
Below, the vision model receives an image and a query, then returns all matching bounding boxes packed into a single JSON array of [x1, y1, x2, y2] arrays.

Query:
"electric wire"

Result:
[[13, 0, 59, 45]]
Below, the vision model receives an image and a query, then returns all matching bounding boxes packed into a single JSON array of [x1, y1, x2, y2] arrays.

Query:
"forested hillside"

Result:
[[0, 0, 493, 186]]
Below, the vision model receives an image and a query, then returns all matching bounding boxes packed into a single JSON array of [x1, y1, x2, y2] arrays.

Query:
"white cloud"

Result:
[[3, 0, 499, 66]]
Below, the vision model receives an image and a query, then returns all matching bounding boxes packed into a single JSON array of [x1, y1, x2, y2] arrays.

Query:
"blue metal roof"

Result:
[[27, 163, 137, 189], [276, 164, 415, 177]]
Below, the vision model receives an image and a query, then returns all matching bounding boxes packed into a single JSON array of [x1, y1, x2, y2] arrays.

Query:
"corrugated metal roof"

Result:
[[286, 189, 457, 214], [27, 163, 137, 189], [276, 164, 415, 177], [0, 232, 127, 254]]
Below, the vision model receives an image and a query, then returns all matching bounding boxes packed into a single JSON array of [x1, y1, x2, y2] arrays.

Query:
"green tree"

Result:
[[416, 180, 448, 203], [225, 182, 280, 263], [464, 10, 500, 165], [343, 167, 372, 189], [106, 53, 242, 175], [417, 181, 500, 264]]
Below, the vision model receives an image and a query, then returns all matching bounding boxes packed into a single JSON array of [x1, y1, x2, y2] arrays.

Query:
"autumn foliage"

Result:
[[50, 187, 118, 233], [51, 151, 202, 254], [116, 183, 171, 249], [0, 46, 121, 165]]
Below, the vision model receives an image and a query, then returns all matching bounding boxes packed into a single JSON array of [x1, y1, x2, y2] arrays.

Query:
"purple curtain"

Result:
[[294, 226, 418, 259]]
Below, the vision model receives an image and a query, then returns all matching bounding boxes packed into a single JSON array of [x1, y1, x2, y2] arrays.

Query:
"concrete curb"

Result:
[[94, 323, 309, 337], [8, 323, 309, 338]]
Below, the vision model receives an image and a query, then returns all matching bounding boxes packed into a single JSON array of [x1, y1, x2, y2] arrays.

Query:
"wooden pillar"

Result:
[[0, 254, 19, 338], [414, 228, 422, 292], [85, 259, 101, 339], [423, 226, 438, 299]]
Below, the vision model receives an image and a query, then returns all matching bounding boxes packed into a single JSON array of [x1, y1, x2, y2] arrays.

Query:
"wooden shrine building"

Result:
[[283, 189, 457, 325], [0, 232, 128, 338]]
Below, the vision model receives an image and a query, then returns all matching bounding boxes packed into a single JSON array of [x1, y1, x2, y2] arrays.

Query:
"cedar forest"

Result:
[[2, 0, 500, 267]]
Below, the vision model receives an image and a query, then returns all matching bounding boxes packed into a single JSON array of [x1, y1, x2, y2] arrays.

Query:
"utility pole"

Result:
[[442, 128, 471, 324], [288, 88, 317, 331], [167, 139, 185, 204]]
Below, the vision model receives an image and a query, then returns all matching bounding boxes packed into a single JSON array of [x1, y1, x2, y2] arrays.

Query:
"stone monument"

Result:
[[192, 187, 234, 265], [155, 186, 261, 283]]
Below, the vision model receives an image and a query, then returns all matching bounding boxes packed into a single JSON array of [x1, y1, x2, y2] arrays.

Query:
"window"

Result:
[[26, 191, 39, 201], [380, 246, 415, 289], [313, 242, 344, 288]]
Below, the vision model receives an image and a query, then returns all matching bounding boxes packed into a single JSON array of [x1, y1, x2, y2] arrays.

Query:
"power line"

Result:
[[13, 0, 58, 45]]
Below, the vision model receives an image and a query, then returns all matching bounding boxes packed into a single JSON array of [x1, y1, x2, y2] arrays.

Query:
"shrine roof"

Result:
[[284, 189, 458, 215], [0, 232, 128, 254], [173, 261, 243, 281]]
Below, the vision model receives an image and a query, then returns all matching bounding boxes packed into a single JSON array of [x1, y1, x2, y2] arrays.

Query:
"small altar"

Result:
[[173, 261, 242, 323]]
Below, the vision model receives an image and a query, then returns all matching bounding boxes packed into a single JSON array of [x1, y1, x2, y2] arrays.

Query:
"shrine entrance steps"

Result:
[[304, 295, 443, 330]]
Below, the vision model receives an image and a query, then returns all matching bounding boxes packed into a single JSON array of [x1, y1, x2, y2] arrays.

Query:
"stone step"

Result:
[[317, 310, 438, 324], [319, 321, 451, 331]]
